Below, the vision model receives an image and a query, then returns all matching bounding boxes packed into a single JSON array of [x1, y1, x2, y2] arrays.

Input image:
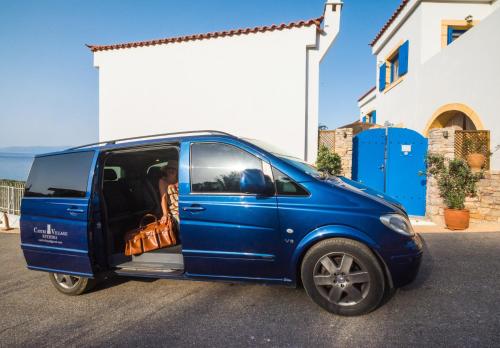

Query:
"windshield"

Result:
[[244, 138, 294, 157], [244, 138, 328, 179]]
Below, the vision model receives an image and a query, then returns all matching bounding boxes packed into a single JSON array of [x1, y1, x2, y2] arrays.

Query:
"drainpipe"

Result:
[[305, 1, 343, 163]]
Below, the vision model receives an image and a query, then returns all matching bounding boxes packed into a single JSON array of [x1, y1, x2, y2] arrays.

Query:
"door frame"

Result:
[[97, 142, 181, 268], [179, 139, 282, 281]]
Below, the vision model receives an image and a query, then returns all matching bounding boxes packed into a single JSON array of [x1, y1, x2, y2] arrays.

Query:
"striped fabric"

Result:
[[168, 183, 179, 222]]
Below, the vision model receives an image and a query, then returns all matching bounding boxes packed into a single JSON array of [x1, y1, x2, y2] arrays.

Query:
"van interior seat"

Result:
[[102, 149, 179, 255], [147, 166, 162, 198], [103, 169, 132, 219], [123, 171, 159, 215], [104, 168, 117, 181]]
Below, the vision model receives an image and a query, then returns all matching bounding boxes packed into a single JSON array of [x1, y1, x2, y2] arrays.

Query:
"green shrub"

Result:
[[316, 144, 342, 176], [426, 154, 482, 210]]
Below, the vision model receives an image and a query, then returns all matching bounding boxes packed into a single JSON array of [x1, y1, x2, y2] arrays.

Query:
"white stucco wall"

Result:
[[94, 2, 342, 163], [358, 88, 377, 119], [420, 1, 493, 63], [417, 6, 500, 168], [375, 5, 423, 68], [95, 27, 315, 160], [374, 5, 422, 132], [369, 0, 500, 169], [375, 7, 422, 128]]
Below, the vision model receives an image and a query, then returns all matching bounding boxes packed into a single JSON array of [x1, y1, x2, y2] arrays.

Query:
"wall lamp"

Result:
[[443, 130, 449, 139]]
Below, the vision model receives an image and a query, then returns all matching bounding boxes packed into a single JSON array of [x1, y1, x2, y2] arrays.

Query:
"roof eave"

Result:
[[87, 16, 324, 53], [370, 0, 411, 48]]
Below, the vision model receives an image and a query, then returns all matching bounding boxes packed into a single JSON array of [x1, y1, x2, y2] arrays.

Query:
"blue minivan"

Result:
[[20, 130, 422, 316]]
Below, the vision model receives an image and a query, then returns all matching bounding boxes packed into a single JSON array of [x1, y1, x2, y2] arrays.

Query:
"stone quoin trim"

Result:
[[87, 17, 324, 52], [370, 0, 410, 47]]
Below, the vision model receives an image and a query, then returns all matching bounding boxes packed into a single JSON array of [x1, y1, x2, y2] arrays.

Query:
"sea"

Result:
[[0, 147, 67, 181], [0, 153, 34, 181]]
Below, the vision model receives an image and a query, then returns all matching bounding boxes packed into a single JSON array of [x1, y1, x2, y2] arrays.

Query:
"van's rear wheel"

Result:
[[49, 273, 96, 295], [301, 238, 385, 316]]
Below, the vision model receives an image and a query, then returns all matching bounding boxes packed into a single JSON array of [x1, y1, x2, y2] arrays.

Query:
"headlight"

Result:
[[380, 214, 414, 236]]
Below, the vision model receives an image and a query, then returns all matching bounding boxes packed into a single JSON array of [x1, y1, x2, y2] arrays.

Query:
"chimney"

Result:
[[317, 0, 343, 61]]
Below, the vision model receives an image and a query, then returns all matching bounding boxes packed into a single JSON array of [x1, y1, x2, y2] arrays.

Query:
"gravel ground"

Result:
[[1, 232, 500, 347]]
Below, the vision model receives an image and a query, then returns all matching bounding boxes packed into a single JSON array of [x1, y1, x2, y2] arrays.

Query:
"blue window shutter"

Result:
[[362, 116, 367, 123], [447, 26, 453, 45], [399, 40, 409, 76], [379, 63, 386, 91], [372, 111, 377, 124]]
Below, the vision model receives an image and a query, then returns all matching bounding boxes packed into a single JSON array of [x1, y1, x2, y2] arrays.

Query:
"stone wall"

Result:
[[470, 172, 500, 223], [426, 128, 455, 224], [318, 128, 353, 179], [334, 128, 353, 179], [426, 127, 500, 224]]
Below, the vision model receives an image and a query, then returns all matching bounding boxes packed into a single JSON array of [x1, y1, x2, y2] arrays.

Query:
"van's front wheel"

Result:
[[301, 238, 385, 316], [49, 273, 96, 295]]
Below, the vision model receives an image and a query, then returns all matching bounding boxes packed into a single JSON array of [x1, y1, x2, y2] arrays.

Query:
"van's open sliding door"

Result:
[[20, 150, 98, 277]]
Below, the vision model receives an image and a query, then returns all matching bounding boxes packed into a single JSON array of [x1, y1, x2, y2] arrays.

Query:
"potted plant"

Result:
[[463, 137, 486, 172], [426, 154, 482, 230], [316, 144, 342, 176]]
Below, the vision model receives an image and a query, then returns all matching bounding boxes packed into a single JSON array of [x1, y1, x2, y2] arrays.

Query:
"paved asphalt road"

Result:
[[1, 232, 500, 347]]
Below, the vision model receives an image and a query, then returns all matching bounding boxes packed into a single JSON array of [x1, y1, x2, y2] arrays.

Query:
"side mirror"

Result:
[[240, 169, 273, 195]]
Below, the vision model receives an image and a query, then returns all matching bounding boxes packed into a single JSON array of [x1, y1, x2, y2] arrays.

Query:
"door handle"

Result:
[[67, 207, 84, 214], [183, 205, 206, 212]]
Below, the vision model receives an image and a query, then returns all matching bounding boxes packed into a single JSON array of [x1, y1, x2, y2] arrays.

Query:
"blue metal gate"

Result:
[[352, 128, 428, 216]]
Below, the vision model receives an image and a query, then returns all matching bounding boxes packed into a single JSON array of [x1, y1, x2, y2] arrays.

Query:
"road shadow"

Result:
[[3, 232, 500, 347], [86, 232, 500, 347], [399, 233, 433, 291]]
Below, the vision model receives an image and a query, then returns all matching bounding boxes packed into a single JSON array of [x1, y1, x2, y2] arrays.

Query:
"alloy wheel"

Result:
[[53, 273, 82, 290], [313, 252, 370, 306]]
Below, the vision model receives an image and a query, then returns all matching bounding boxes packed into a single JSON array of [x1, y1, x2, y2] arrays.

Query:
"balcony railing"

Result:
[[0, 181, 25, 215]]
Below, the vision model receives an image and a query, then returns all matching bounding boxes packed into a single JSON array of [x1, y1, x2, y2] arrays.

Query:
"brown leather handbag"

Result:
[[124, 214, 177, 256]]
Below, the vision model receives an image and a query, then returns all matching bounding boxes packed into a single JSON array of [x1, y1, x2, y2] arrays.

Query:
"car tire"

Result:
[[49, 273, 96, 296], [301, 238, 385, 316]]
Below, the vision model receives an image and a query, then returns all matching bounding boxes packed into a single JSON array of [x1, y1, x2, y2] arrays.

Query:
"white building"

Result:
[[89, 1, 343, 163], [358, 0, 500, 168]]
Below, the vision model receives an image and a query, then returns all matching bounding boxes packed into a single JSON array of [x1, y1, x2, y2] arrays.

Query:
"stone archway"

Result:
[[423, 103, 484, 136]]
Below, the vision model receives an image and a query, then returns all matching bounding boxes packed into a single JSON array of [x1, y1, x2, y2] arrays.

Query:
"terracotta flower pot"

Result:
[[444, 208, 470, 230], [467, 153, 486, 172]]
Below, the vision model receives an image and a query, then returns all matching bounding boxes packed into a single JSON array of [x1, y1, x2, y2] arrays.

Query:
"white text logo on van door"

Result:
[[34, 224, 68, 244]]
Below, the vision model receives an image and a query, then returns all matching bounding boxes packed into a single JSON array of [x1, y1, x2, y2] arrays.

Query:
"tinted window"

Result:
[[191, 143, 262, 193], [272, 167, 309, 196], [25, 152, 95, 198]]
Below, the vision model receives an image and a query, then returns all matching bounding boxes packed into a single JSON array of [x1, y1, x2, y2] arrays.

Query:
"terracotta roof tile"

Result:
[[87, 16, 323, 53], [358, 86, 376, 102], [370, 0, 410, 47]]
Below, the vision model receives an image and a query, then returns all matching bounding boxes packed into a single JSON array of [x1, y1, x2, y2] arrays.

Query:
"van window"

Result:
[[272, 167, 309, 196], [191, 143, 262, 193], [25, 152, 95, 198]]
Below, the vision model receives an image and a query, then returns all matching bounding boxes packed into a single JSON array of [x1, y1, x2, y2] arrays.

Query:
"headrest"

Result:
[[165, 160, 178, 169], [148, 166, 161, 177], [104, 169, 117, 181]]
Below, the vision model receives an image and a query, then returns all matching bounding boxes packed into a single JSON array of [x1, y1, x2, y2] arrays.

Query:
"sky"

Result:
[[0, 0, 401, 148]]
